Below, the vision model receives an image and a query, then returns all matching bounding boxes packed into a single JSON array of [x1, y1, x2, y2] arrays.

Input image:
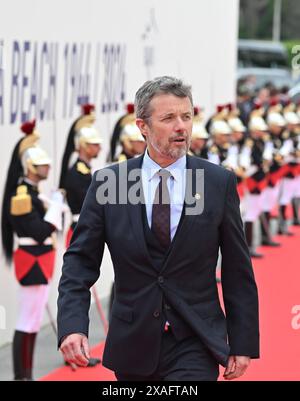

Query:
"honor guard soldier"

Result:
[[59, 104, 102, 247], [276, 101, 299, 235], [207, 106, 232, 166], [116, 113, 146, 162], [1, 120, 65, 380], [282, 101, 300, 226], [227, 103, 247, 199], [188, 106, 209, 158], [109, 103, 136, 162], [242, 102, 271, 257], [257, 101, 286, 246], [59, 105, 102, 367]]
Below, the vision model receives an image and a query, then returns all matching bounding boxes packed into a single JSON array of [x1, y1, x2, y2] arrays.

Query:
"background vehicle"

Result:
[[237, 39, 294, 88]]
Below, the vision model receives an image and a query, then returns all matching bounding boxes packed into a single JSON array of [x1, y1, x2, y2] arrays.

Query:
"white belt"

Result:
[[18, 237, 53, 246], [72, 214, 80, 223]]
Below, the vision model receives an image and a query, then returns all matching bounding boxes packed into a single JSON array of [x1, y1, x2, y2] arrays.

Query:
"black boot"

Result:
[[292, 198, 300, 226], [260, 212, 281, 246], [245, 222, 264, 258], [278, 205, 294, 236], [13, 331, 36, 380]]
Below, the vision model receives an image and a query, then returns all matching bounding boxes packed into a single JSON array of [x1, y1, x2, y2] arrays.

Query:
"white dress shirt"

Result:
[[141, 151, 186, 240]]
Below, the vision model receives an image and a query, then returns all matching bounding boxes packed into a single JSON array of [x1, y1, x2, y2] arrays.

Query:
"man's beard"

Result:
[[149, 136, 190, 160]]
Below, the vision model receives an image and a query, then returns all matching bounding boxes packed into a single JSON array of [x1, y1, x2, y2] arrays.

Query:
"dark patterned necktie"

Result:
[[151, 169, 171, 249]]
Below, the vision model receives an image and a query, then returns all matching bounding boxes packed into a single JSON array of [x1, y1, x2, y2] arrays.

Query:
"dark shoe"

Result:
[[249, 250, 264, 258], [292, 219, 300, 226], [261, 239, 281, 247], [278, 228, 295, 236]]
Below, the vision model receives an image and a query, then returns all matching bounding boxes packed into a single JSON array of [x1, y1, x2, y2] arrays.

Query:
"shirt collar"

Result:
[[142, 150, 186, 182]]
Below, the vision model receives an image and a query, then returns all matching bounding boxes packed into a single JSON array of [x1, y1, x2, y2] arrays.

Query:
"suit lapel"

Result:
[[125, 155, 156, 270]]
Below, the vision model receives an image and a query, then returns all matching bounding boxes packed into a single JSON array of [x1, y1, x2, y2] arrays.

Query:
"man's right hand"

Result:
[[60, 334, 90, 367]]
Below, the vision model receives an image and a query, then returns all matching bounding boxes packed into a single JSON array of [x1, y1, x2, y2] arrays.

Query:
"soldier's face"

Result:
[[85, 143, 101, 158], [136, 94, 193, 163], [191, 138, 206, 151], [215, 134, 229, 146], [231, 131, 244, 142], [130, 140, 146, 156], [269, 125, 282, 135], [36, 164, 50, 179]]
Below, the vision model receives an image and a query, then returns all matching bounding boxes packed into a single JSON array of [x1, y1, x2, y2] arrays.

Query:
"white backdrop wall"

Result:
[[0, 0, 239, 346]]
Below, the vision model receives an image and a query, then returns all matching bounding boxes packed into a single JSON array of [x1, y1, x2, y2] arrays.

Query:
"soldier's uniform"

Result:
[[1, 120, 64, 380]]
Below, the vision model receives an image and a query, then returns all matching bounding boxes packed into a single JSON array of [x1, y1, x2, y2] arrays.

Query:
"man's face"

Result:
[[136, 94, 193, 162]]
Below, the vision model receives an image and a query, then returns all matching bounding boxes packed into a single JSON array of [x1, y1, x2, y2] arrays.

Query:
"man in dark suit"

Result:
[[57, 76, 259, 381]]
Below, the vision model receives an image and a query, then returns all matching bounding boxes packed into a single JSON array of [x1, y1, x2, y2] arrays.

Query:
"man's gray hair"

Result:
[[134, 76, 193, 121]]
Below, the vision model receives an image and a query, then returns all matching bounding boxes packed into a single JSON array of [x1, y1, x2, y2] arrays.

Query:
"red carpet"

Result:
[[220, 225, 300, 381], [40, 226, 300, 381]]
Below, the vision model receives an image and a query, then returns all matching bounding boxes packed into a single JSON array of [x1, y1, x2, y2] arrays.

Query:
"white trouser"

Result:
[[279, 178, 297, 206], [15, 284, 49, 333], [244, 193, 263, 222], [261, 183, 280, 212], [293, 175, 300, 197]]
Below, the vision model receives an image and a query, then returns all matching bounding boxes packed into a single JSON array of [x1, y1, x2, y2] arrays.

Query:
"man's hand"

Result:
[[60, 334, 90, 367], [223, 356, 250, 380]]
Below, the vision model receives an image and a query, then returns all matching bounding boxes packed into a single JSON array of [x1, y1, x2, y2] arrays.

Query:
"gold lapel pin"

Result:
[[194, 193, 201, 200]]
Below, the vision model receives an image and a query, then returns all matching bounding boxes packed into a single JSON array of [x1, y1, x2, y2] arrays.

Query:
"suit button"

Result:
[[158, 276, 164, 284], [153, 310, 160, 318]]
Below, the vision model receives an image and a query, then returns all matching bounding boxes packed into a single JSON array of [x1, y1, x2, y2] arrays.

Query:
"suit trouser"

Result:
[[115, 328, 219, 381]]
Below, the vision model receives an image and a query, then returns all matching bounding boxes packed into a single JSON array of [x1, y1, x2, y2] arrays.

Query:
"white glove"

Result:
[[41, 190, 66, 231], [50, 190, 64, 204]]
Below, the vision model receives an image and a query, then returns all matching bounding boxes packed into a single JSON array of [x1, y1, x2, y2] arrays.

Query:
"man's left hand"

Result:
[[223, 356, 250, 380]]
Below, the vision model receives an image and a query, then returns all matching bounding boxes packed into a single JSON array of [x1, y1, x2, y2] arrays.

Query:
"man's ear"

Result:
[[136, 119, 149, 138]]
